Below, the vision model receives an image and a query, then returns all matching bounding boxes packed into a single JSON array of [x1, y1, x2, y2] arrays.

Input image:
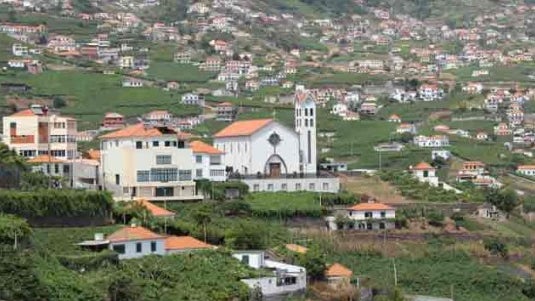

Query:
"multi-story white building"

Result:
[[99, 123, 202, 201], [12, 43, 28, 56], [181, 93, 205, 106], [190, 140, 226, 181], [418, 84, 444, 101], [2, 105, 78, 160]]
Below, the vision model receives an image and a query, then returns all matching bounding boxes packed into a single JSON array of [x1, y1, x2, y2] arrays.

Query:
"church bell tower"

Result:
[[294, 91, 317, 174]]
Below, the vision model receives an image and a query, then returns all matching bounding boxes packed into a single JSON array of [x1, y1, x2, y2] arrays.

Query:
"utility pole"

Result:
[[378, 150, 382, 170], [392, 258, 398, 287]]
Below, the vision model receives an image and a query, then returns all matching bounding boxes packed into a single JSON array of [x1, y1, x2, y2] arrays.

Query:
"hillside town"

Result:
[[0, 0, 534, 300]]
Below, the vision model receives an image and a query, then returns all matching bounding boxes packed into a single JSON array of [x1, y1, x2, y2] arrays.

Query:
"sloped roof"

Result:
[[164, 236, 214, 251], [100, 123, 176, 139], [214, 119, 273, 138], [138, 199, 175, 218], [348, 202, 394, 211], [107, 226, 164, 243], [10, 109, 35, 117], [285, 244, 308, 254], [27, 155, 65, 163], [85, 149, 101, 161], [325, 263, 353, 278], [517, 165, 535, 170], [412, 162, 435, 170], [189, 140, 223, 154]]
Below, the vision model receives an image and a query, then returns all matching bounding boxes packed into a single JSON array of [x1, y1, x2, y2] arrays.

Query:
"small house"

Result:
[[325, 263, 353, 287], [476, 203, 504, 220], [106, 225, 166, 260]]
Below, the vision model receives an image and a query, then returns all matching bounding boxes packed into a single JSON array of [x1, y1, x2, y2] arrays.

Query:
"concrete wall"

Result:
[[243, 177, 340, 193]]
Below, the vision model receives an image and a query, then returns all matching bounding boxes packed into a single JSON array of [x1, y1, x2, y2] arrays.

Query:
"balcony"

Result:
[[11, 135, 35, 144]]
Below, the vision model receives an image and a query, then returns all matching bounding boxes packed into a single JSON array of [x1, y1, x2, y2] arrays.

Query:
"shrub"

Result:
[[426, 211, 445, 227], [484, 238, 508, 258]]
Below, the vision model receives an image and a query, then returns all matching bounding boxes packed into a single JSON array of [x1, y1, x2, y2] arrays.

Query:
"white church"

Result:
[[213, 91, 340, 193]]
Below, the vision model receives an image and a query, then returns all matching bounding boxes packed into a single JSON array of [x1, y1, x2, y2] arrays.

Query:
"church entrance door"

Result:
[[269, 163, 281, 177]]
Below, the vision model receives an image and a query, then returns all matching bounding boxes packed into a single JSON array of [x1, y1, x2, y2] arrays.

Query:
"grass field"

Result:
[[309, 72, 389, 87], [2, 71, 201, 128], [453, 64, 535, 85], [245, 192, 322, 218], [341, 175, 407, 203], [147, 62, 217, 83]]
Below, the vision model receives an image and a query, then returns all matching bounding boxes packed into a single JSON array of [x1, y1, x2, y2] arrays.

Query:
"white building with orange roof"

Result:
[[325, 263, 353, 287], [328, 202, 396, 230], [165, 235, 215, 254], [27, 155, 100, 189], [517, 165, 535, 177], [388, 114, 401, 123], [104, 225, 166, 260], [2, 105, 78, 159], [409, 162, 438, 186], [190, 140, 226, 181], [99, 123, 202, 201]]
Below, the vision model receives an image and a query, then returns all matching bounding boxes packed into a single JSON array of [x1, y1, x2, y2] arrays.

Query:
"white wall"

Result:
[[347, 209, 396, 221], [245, 177, 340, 193], [232, 252, 265, 269], [110, 239, 165, 260]]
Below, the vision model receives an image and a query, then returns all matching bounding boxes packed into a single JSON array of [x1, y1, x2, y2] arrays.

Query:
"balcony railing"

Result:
[[228, 171, 336, 180], [11, 135, 35, 144]]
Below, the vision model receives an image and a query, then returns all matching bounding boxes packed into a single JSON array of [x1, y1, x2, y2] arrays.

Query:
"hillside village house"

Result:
[[190, 140, 226, 181], [476, 132, 489, 140], [2, 105, 78, 160], [494, 122, 512, 136], [517, 165, 535, 177], [396, 123, 417, 134], [106, 225, 166, 260], [232, 251, 307, 297], [327, 202, 396, 230], [388, 114, 401, 123], [325, 263, 353, 287], [99, 124, 202, 201], [144, 110, 172, 125], [418, 84, 444, 101], [101, 112, 125, 130], [216, 102, 237, 122], [181, 93, 205, 106], [409, 162, 438, 186], [413, 135, 449, 148], [27, 155, 100, 189], [12, 43, 28, 56], [165, 236, 215, 254], [122, 77, 144, 88]]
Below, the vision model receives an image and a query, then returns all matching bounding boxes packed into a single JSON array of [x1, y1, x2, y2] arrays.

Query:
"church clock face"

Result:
[[268, 132, 281, 147]]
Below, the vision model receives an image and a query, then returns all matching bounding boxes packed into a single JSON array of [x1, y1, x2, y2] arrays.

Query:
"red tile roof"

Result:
[[325, 263, 353, 278], [285, 244, 308, 254], [412, 162, 435, 170], [348, 202, 394, 211], [138, 200, 175, 218], [214, 119, 273, 138], [100, 123, 176, 139], [107, 226, 164, 243], [189, 140, 223, 154], [518, 165, 535, 170], [164, 236, 214, 251], [10, 109, 35, 117]]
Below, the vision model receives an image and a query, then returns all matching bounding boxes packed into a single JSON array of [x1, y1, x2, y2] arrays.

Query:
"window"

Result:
[[151, 241, 157, 252], [156, 155, 172, 165], [178, 169, 192, 181], [177, 140, 185, 148], [267, 184, 274, 191], [304, 108, 308, 116], [379, 222, 385, 229], [155, 187, 174, 197], [295, 183, 301, 190], [196, 155, 203, 163], [277, 277, 297, 287], [164, 141, 171, 147], [364, 212, 372, 218], [150, 168, 177, 182], [46, 164, 50, 173], [310, 108, 314, 116], [115, 174, 120, 185], [281, 183, 287, 191], [112, 244, 125, 254], [305, 119, 308, 126], [380, 211, 386, 218], [196, 169, 203, 177], [136, 242, 142, 253], [172, 141, 177, 147], [136, 141, 143, 149], [63, 165, 70, 174], [309, 183, 315, 191], [50, 150, 66, 157], [367, 223, 373, 230], [210, 170, 225, 177], [137, 170, 150, 182], [152, 141, 159, 147], [54, 164, 59, 174], [241, 255, 249, 265], [310, 119, 314, 127], [253, 184, 259, 192], [322, 182, 329, 191]]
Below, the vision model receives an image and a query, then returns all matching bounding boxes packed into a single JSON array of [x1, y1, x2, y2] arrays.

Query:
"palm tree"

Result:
[[192, 205, 212, 243]]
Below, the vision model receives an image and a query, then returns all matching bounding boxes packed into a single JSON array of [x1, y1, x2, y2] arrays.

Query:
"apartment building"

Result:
[[2, 105, 78, 160], [190, 140, 226, 182], [99, 123, 202, 201]]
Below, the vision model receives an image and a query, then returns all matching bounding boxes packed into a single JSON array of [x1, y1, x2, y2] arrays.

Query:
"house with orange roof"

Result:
[[517, 165, 535, 177], [106, 225, 166, 259], [409, 162, 438, 186], [327, 202, 396, 231], [2, 104, 77, 160], [325, 263, 353, 286], [190, 140, 226, 181], [101, 112, 125, 130], [165, 235, 215, 254], [99, 123, 202, 201], [137, 199, 176, 218], [388, 114, 401, 123]]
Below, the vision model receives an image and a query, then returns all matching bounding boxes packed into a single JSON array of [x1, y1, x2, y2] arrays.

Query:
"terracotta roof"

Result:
[[348, 202, 394, 211], [85, 149, 101, 161], [100, 123, 176, 139], [389, 114, 400, 120], [325, 263, 353, 278], [137, 200, 175, 217], [518, 165, 535, 170], [190, 140, 223, 154], [165, 236, 213, 251], [27, 155, 65, 163], [217, 101, 234, 107], [10, 109, 35, 117], [412, 162, 435, 170], [107, 226, 164, 243], [285, 244, 308, 254], [214, 119, 273, 138], [463, 161, 486, 166], [104, 112, 123, 118]]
